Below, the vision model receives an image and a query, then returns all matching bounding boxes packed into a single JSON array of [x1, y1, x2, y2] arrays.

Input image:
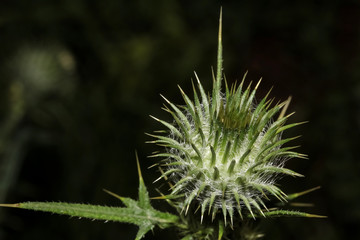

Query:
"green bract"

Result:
[[150, 11, 307, 226]]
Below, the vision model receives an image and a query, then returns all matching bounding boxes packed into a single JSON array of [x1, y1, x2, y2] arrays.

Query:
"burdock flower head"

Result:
[[149, 12, 306, 226]]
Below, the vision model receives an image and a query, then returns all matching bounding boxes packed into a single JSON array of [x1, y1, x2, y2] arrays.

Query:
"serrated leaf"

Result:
[[136, 223, 154, 240], [0, 154, 180, 239], [136, 152, 151, 209], [0, 202, 178, 226], [103, 189, 138, 208], [259, 209, 327, 218]]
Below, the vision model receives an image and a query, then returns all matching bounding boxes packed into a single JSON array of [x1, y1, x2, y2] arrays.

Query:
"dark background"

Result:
[[0, 0, 359, 239]]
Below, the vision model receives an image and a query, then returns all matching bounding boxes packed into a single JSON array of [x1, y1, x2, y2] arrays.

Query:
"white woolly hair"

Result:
[[165, 95, 286, 211]]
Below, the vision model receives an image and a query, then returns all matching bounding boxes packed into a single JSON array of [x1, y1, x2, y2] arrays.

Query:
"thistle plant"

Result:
[[0, 10, 324, 240]]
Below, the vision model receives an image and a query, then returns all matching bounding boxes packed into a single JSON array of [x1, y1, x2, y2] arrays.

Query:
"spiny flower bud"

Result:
[[150, 73, 306, 225], [149, 11, 306, 226]]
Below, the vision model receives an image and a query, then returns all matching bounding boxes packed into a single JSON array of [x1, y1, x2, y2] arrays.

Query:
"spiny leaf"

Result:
[[0, 202, 178, 226], [259, 209, 327, 218], [136, 152, 150, 209], [136, 223, 154, 240], [1, 154, 180, 240], [103, 189, 137, 208]]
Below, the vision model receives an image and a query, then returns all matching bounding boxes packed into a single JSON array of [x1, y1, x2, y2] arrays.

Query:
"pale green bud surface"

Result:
[[150, 10, 306, 226]]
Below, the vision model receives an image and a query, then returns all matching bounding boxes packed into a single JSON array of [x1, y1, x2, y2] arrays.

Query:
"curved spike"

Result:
[[250, 198, 265, 217], [193, 204, 201, 215], [196, 183, 207, 196], [259, 166, 304, 178], [248, 182, 269, 200], [198, 127, 206, 146], [208, 192, 217, 215], [170, 177, 192, 194], [103, 189, 123, 201], [178, 86, 195, 115], [212, 206, 218, 222], [135, 151, 142, 180], [160, 94, 191, 131], [210, 145, 217, 167], [221, 182, 227, 198], [194, 72, 210, 119], [234, 72, 246, 100], [191, 80, 202, 114], [256, 196, 269, 211], [201, 198, 210, 223], [149, 115, 182, 139], [265, 185, 288, 202], [238, 149, 251, 166], [158, 166, 173, 188], [227, 160, 236, 175], [149, 152, 183, 162], [213, 167, 220, 180], [232, 190, 243, 220], [213, 130, 220, 150], [277, 96, 292, 120], [222, 141, 232, 164], [184, 190, 197, 215], [239, 195, 255, 219], [252, 136, 302, 165], [153, 168, 181, 183], [222, 200, 227, 226], [216, 7, 223, 84], [211, 7, 223, 119], [287, 186, 321, 201], [146, 133, 181, 146], [227, 203, 234, 228], [191, 143, 203, 165], [276, 121, 308, 134]]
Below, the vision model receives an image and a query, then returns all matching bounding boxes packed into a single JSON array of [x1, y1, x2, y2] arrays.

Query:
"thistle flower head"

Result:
[[150, 11, 305, 225]]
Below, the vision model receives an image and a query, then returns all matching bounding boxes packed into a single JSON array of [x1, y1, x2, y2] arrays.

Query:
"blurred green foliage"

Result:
[[0, 0, 359, 239]]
